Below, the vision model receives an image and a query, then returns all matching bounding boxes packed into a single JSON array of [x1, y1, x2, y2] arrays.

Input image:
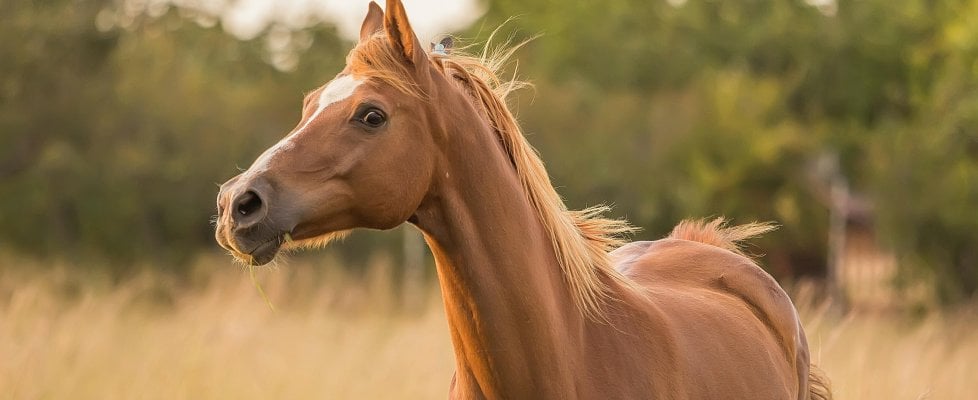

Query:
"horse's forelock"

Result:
[[347, 33, 426, 99]]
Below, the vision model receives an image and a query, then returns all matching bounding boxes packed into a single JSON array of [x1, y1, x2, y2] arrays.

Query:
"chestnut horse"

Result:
[[214, 1, 831, 399]]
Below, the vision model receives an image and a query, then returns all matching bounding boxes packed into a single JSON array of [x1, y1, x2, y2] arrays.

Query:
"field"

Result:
[[2, 254, 976, 399]]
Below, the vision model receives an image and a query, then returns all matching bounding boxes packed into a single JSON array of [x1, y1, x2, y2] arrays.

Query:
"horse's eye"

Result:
[[358, 109, 386, 128]]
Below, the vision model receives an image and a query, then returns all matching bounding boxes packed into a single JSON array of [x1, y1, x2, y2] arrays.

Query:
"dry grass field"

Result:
[[2, 254, 976, 399]]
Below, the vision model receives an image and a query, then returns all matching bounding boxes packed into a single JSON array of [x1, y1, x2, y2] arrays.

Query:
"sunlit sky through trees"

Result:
[[140, 0, 485, 41]]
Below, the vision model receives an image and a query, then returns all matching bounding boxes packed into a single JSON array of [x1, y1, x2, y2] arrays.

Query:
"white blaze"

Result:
[[248, 75, 364, 173], [296, 74, 363, 133]]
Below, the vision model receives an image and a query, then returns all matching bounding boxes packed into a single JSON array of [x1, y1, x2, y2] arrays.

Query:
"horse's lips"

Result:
[[247, 237, 282, 266]]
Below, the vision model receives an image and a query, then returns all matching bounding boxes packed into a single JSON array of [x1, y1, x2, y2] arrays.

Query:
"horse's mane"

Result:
[[348, 34, 637, 320]]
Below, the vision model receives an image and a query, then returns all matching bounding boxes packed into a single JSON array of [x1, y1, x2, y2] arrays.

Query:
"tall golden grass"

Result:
[[1, 254, 976, 399]]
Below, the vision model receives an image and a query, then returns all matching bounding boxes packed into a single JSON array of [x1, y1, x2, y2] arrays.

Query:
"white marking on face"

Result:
[[248, 75, 364, 173], [296, 74, 363, 133]]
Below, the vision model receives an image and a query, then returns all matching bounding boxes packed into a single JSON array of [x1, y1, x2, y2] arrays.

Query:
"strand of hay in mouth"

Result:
[[245, 233, 294, 311], [249, 264, 276, 312]]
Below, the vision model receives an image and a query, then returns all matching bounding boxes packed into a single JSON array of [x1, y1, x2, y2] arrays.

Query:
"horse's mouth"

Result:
[[240, 235, 284, 266]]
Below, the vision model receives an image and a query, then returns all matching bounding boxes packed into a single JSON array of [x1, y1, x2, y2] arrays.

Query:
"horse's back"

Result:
[[612, 238, 810, 399]]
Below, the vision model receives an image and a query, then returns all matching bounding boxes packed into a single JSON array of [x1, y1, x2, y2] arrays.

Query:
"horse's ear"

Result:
[[359, 1, 384, 43], [384, 0, 425, 65]]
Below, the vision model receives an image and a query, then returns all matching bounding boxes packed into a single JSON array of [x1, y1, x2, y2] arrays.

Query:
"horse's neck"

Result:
[[413, 109, 585, 398]]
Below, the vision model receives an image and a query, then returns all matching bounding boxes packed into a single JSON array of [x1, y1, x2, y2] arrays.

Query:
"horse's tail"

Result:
[[668, 217, 777, 257], [807, 363, 833, 400]]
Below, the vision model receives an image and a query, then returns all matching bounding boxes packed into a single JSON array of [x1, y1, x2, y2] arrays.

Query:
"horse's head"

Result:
[[215, 0, 448, 265]]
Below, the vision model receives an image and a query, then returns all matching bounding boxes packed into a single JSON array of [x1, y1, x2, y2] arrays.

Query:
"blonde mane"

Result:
[[348, 34, 637, 319]]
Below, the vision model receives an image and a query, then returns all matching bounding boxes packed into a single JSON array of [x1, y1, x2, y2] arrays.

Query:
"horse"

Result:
[[214, 1, 832, 398]]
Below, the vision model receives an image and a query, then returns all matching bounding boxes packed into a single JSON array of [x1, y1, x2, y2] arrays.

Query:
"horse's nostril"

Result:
[[235, 190, 264, 218]]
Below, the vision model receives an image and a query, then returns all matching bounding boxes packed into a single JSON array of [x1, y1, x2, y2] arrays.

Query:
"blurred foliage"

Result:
[[0, 0, 352, 269], [0, 1, 976, 301], [477, 0, 978, 299]]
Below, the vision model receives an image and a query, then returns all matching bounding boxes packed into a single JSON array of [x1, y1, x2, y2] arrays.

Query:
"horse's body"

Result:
[[213, 1, 830, 398], [609, 238, 811, 399]]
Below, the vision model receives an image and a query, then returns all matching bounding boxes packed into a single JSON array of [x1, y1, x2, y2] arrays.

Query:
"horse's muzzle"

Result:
[[215, 174, 290, 265]]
